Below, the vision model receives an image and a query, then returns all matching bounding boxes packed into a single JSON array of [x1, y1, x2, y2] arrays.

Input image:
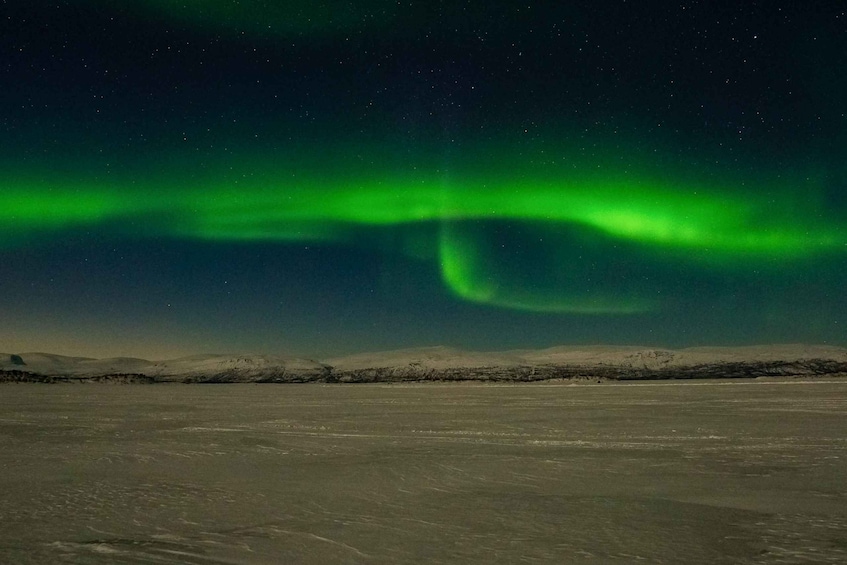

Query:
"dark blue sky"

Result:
[[2, 1, 845, 358]]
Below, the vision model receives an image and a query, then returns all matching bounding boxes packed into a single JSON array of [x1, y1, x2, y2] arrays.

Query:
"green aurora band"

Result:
[[3, 144, 844, 313], [96, 0, 408, 37]]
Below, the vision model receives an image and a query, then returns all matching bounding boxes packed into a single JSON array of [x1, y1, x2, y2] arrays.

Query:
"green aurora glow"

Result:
[[101, 0, 408, 37], [3, 144, 844, 313], [3, 0, 844, 334]]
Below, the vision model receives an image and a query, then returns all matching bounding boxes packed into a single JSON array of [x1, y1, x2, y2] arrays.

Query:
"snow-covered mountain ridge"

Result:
[[2, 344, 847, 383]]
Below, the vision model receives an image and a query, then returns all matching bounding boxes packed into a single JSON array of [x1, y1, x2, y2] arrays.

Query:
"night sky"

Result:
[[2, 1, 845, 359]]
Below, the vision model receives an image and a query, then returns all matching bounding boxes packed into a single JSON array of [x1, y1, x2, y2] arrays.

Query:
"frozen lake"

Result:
[[1, 380, 846, 564]]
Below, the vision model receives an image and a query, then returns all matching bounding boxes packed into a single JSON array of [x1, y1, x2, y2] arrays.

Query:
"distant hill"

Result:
[[3, 344, 847, 383]]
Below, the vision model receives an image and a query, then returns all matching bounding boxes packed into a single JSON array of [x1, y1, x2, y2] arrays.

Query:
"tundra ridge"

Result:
[[3, 344, 847, 383]]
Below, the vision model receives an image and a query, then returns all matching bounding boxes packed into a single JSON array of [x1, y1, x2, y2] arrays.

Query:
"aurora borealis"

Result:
[[2, 1, 845, 358]]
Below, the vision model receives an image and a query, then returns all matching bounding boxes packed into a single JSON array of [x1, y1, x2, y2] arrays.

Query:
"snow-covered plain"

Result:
[[2, 382, 847, 563]]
